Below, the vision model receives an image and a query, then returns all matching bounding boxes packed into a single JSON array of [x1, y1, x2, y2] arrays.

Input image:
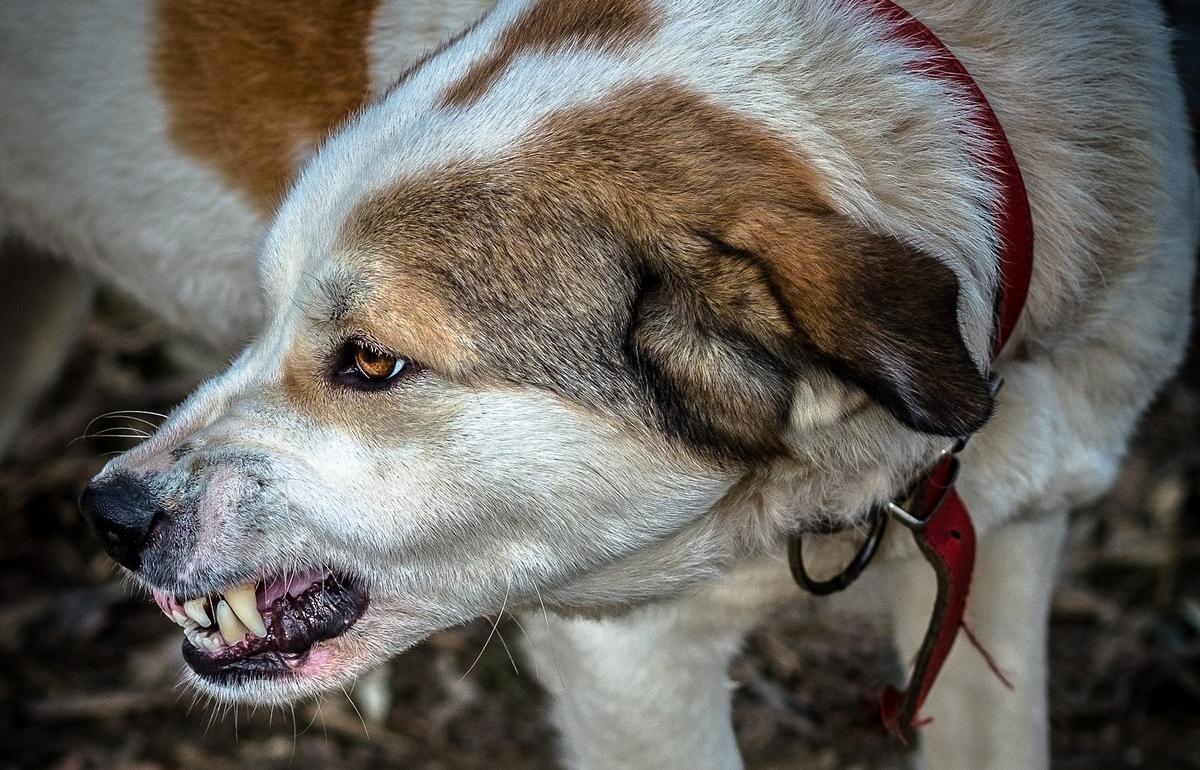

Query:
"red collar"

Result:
[[789, 0, 1034, 742], [864, 0, 1034, 355]]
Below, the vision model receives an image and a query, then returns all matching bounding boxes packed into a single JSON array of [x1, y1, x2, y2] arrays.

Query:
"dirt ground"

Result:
[[2, 5, 1199, 770]]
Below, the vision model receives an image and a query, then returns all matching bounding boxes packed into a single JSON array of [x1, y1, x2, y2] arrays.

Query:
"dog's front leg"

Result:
[[0, 244, 94, 455], [889, 510, 1068, 770], [523, 592, 762, 770]]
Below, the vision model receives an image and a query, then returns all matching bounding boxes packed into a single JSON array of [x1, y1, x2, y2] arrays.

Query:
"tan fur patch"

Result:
[[313, 81, 988, 458], [279, 264, 475, 425], [518, 83, 991, 436], [154, 0, 379, 213], [439, 0, 658, 108], [278, 337, 457, 439]]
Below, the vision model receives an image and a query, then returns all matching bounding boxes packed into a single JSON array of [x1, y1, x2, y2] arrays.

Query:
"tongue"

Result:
[[258, 567, 329, 611]]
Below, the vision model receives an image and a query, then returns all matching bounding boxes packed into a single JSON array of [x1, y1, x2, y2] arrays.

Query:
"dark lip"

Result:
[[183, 639, 301, 681], [181, 573, 370, 684]]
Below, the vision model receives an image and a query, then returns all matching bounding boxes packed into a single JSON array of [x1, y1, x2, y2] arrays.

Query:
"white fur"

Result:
[[6, 0, 1194, 768], [0, 0, 495, 355], [0, 0, 265, 350], [270, 2, 1195, 767]]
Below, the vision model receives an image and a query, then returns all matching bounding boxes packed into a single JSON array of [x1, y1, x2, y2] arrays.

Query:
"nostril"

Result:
[[79, 473, 165, 571]]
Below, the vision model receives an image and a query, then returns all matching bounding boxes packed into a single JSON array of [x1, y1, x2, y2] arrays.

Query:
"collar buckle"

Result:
[[885, 450, 961, 532], [788, 430, 970, 595]]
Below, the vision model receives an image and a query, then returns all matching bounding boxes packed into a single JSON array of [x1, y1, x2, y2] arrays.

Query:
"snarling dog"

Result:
[[33, 0, 1197, 767]]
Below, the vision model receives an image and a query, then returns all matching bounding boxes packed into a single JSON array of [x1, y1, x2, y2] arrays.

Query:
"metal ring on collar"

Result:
[[788, 506, 889, 596]]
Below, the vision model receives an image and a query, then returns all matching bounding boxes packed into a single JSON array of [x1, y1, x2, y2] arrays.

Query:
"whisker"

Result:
[[70, 426, 153, 445], [69, 431, 151, 446], [290, 703, 298, 759], [88, 434, 151, 443], [494, 624, 520, 676], [185, 691, 200, 718], [109, 409, 168, 420], [460, 575, 511, 683], [81, 411, 126, 438], [109, 415, 161, 432], [203, 698, 218, 736], [535, 585, 567, 691], [342, 684, 370, 739], [316, 699, 328, 744], [88, 426, 152, 438], [299, 702, 321, 737], [506, 611, 540, 680], [81, 409, 165, 438]]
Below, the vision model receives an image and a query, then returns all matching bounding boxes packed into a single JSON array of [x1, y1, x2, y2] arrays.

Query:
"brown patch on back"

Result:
[[154, 0, 379, 213], [439, 0, 658, 108]]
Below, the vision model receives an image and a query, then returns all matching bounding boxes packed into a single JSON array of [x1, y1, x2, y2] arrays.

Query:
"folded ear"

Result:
[[716, 205, 994, 438], [628, 251, 802, 460]]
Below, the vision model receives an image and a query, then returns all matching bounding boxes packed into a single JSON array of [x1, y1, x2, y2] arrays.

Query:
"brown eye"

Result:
[[334, 339, 417, 389], [350, 343, 406, 382]]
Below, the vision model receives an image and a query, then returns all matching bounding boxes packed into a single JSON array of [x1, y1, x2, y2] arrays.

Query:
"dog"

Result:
[[6, 0, 1196, 768]]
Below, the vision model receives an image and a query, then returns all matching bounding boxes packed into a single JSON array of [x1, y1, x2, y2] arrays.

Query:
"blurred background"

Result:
[[2, 4, 1198, 769]]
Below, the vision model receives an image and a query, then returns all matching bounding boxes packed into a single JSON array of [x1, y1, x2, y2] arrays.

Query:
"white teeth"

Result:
[[170, 610, 190, 628], [182, 617, 222, 653], [215, 599, 248, 645], [223, 582, 267, 638], [185, 625, 221, 653], [184, 598, 212, 627]]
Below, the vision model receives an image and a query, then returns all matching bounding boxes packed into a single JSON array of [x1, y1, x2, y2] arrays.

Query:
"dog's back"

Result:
[[922, 0, 1197, 520], [927, 0, 1196, 345], [0, 0, 493, 350], [0, 0, 492, 453]]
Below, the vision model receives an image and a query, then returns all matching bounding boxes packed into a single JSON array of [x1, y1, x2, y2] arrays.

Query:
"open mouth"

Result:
[[153, 568, 369, 683]]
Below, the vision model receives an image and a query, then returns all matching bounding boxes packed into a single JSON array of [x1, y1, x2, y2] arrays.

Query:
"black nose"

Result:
[[79, 473, 164, 571]]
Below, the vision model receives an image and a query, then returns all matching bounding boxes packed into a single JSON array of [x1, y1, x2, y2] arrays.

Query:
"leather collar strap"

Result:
[[789, 0, 1035, 743]]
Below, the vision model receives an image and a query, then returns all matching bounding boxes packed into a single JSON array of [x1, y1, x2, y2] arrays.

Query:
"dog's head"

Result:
[[81, 17, 995, 704]]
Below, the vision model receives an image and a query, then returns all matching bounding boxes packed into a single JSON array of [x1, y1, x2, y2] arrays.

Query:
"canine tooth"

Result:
[[224, 583, 267, 638], [184, 598, 212, 627], [216, 599, 248, 645]]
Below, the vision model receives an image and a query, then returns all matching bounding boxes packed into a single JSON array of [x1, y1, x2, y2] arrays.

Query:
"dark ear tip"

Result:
[[901, 373, 995, 438]]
